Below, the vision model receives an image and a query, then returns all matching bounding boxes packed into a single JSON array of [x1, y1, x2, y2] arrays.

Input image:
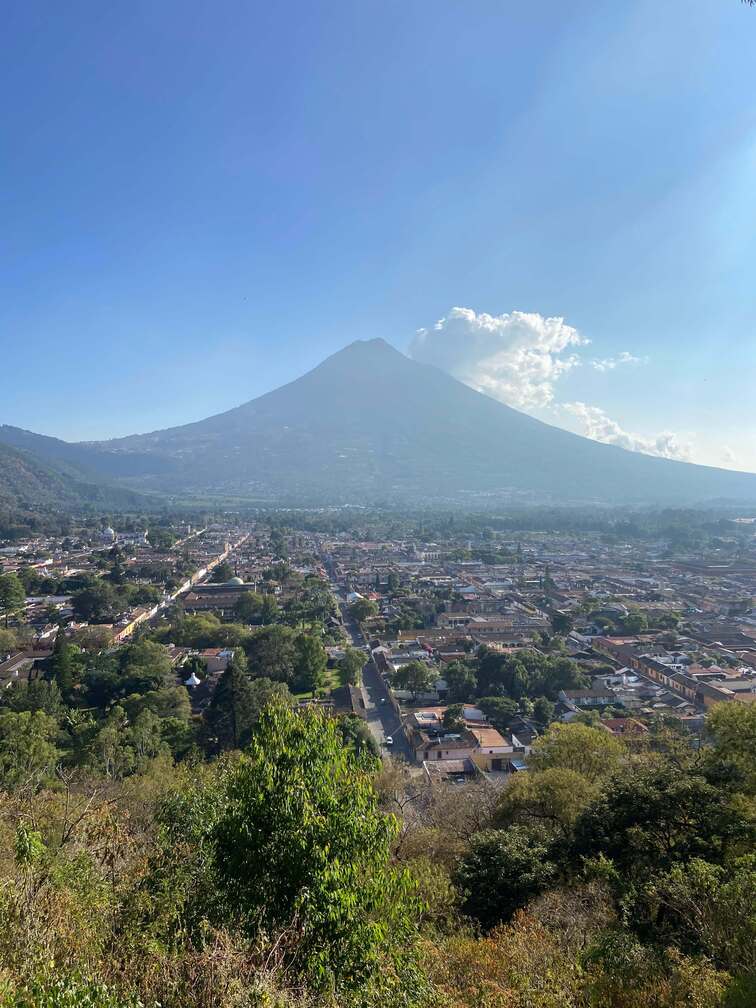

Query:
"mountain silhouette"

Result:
[[3, 339, 756, 506]]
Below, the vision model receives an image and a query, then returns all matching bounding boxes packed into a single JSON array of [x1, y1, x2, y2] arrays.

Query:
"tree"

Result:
[[147, 528, 175, 551], [50, 635, 78, 698], [129, 709, 168, 765], [338, 713, 380, 759], [72, 581, 116, 622], [244, 624, 297, 683], [455, 826, 557, 929], [210, 705, 422, 993], [391, 660, 436, 700], [528, 722, 625, 782], [570, 762, 755, 889], [337, 646, 364, 686], [233, 591, 280, 625], [349, 598, 378, 623], [210, 560, 235, 583], [477, 695, 519, 733], [0, 573, 25, 625], [551, 611, 573, 636], [582, 930, 729, 1008], [443, 660, 477, 702], [204, 661, 259, 751], [293, 633, 327, 695], [624, 612, 649, 634], [0, 627, 18, 656], [118, 640, 174, 694], [493, 767, 597, 837], [0, 710, 61, 788], [3, 679, 63, 717], [706, 702, 756, 794], [533, 695, 555, 725], [442, 703, 465, 733], [247, 676, 294, 719], [646, 856, 756, 975]]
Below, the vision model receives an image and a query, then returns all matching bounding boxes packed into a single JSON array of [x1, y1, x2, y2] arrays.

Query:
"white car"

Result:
[[384, 736, 393, 746]]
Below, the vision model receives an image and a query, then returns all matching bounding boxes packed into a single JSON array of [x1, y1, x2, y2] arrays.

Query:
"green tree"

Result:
[[391, 660, 436, 700], [338, 713, 380, 759], [624, 611, 649, 634], [443, 660, 478, 702], [0, 627, 18, 656], [204, 661, 258, 751], [118, 640, 174, 694], [349, 598, 378, 623], [493, 767, 597, 837], [646, 856, 756, 975], [707, 702, 756, 794], [210, 560, 234, 583], [233, 591, 280, 625], [533, 695, 556, 725], [50, 635, 78, 698], [244, 624, 297, 683], [477, 695, 519, 733], [292, 633, 327, 695], [455, 826, 557, 929], [3, 679, 63, 717], [337, 646, 364, 686], [551, 611, 574, 636], [0, 710, 61, 788], [442, 703, 465, 732], [570, 762, 754, 889], [528, 722, 625, 782], [210, 705, 422, 994], [147, 528, 176, 551], [72, 580, 116, 622], [247, 676, 294, 718], [0, 573, 25, 625]]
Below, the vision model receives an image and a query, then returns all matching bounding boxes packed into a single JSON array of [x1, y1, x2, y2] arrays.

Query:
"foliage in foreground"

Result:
[[0, 706, 753, 1007]]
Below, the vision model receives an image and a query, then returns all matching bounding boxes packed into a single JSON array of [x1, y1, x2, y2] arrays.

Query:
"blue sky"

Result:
[[2, 1, 755, 470]]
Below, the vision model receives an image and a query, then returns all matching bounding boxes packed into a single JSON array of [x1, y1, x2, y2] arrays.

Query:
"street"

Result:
[[333, 590, 411, 760]]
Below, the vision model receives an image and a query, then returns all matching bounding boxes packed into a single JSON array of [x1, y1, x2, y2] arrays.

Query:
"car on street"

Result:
[[384, 736, 393, 746]]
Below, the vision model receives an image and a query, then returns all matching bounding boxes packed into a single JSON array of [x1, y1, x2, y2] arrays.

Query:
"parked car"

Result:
[[384, 736, 393, 746]]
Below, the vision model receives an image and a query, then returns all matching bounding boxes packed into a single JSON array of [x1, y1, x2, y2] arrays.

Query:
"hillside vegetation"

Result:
[[0, 696, 753, 1008]]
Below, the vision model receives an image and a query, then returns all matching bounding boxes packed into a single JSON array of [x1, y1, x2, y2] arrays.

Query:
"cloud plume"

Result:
[[591, 351, 648, 372], [561, 401, 692, 462], [410, 307, 588, 410]]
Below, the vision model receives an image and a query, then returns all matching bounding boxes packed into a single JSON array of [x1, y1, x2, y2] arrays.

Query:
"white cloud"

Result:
[[591, 351, 648, 372], [721, 446, 737, 465], [410, 307, 588, 410], [561, 401, 693, 462]]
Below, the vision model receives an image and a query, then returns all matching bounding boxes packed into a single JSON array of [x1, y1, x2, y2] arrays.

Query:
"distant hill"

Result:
[[3, 339, 756, 507], [0, 441, 145, 514]]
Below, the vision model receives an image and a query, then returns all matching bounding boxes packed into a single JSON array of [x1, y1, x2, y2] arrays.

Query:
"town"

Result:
[[2, 509, 755, 783]]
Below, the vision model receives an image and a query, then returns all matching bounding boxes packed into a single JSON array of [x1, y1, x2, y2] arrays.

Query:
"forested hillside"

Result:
[[0, 442, 145, 515], [0, 693, 753, 1007]]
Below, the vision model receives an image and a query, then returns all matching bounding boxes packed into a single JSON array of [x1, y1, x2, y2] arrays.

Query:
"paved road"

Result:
[[333, 590, 411, 760], [360, 654, 412, 760]]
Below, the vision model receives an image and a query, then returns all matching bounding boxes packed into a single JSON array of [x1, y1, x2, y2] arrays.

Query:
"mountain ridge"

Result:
[[2, 339, 756, 507]]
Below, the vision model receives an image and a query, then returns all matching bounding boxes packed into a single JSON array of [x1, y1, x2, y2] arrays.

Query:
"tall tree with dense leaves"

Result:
[[292, 632, 327, 694], [455, 826, 557, 929], [0, 573, 25, 625], [244, 624, 297, 683], [528, 722, 625, 782], [211, 705, 424, 997], [204, 661, 258, 751], [0, 710, 61, 789], [337, 645, 364, 686], [391, 660, 436, 700], [72, 580, 116, 622]]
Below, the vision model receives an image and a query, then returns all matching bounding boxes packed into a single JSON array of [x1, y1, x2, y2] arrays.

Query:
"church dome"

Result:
[[227, 576, 244, 585]]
